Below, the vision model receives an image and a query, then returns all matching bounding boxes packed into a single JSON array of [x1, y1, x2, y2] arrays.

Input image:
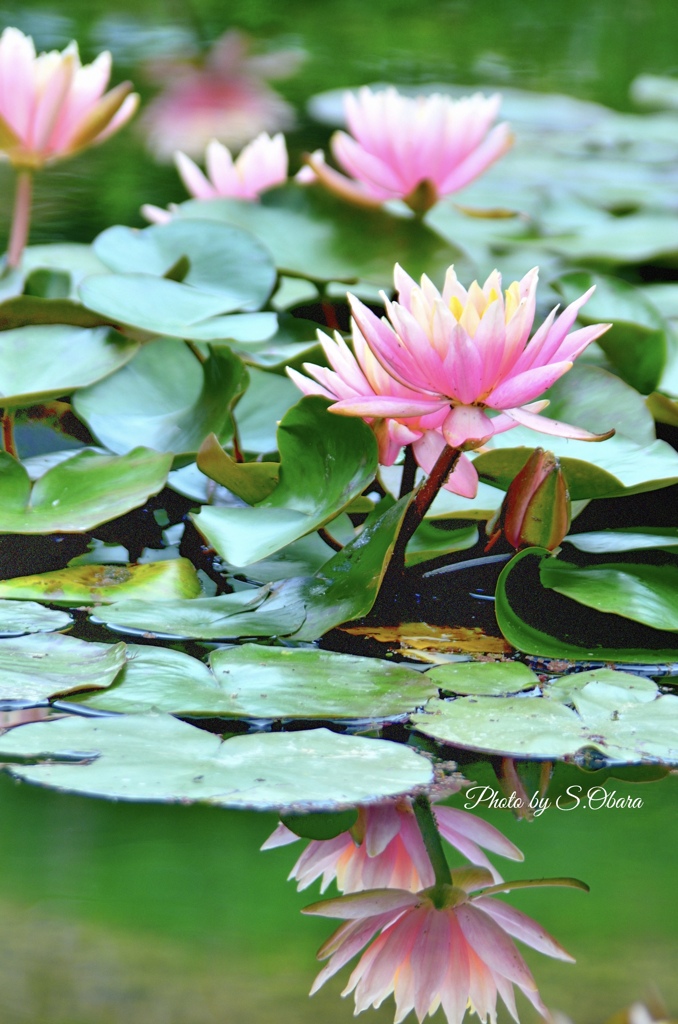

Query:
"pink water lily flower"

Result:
[[175, 131, 288, 200], [263, 795, 523, 891], [305, 87, 512, 213], [0, 27, 138, 168], [305, 869, 575, 1024], [289, 265, 612, 499]]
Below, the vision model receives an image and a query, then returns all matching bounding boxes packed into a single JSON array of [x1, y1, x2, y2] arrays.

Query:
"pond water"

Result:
[[0, 1, 677, 1023]]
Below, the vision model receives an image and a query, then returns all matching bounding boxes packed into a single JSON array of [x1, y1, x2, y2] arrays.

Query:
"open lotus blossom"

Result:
[[0, 27, 138, 168], [288, 264, 612, 499], [303, 88, 512, 213], [263, 795, 523, 891], [305, 868, 579, 1024]]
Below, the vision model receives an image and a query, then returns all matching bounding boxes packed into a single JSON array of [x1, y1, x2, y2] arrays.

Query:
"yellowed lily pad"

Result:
[[0, 559, 202, 606], [339, 622, 512, 662]]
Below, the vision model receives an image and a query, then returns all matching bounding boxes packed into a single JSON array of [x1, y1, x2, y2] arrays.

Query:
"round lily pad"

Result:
[[425, 661, 540, 696], [0, 633, 126, 709], [0, 717, 434, 810], [0, 600, 72, 637]]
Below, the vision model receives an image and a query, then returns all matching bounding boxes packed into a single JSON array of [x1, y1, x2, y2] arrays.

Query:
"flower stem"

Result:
[[412, 794, 451, 902], [7, 171, 33, 269], [385, 444, 461, 584], [398, 446, 417, 499], [1, 410, 17, 458]]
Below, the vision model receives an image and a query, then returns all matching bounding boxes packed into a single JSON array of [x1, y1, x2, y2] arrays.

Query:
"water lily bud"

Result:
[[486, 448, 571, 551]]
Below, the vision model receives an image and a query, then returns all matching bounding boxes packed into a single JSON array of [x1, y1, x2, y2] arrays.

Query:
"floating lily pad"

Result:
[[412, 668, 678, 764], [0, 717, 434, 810], [93, 220, 277, 312], [0, 600, 72, 637], [495, 548, 678, 662], [73, 340, 248, 456], [0, 325, 138, 408], [234, 367, 301, 453], [565, 527, 678, 554], [0, 559, 201, 606], [174, 186, 462, 288], [70, 645, 221, 714], [94, 584, 306, 640], [79, 274, 277, 342], [0, 448, 172, 534], [542, 363, 656, 447], [539, 559, 678, 632], [191, 397, 378, 566], [474, 432, 678, 499], [405, 521, 478, 567], [425, 661, 540, 696], [207, 643, 437, 719], [196, 433, 279, 504], [552, 272, 668, 396], [0, 633, 126, 708]]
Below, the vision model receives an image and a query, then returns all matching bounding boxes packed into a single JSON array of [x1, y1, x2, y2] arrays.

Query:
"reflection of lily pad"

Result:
[[0, 717, 433, 810], [0, 633, 126, 708], [412, 669, 678, 764], [0, 559, 201, 606], [0, 448, 172, 534], [0, 600, 72, 637]]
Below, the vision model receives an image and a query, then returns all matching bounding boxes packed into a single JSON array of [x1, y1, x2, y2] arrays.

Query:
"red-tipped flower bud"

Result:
[[485, 448, 571, 552]]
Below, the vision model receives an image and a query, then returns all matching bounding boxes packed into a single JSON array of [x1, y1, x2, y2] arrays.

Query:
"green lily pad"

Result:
[[412, 669, 678, 764], [425, 661, 540, 696], [0, 296, 110, 331], [93, 220, 277, 312], [0, 633, 126, 708], [94, 584, 306, 640], [196, 433, 279, 504], [542, 363, 656, 447], [542, 214, 678, 265], [474, 432, 678, 499], [495, 548, 678, 662], [73, 340, 248, 456], [0, 717, 434, 810], [207, 643, 437, 719], [20, 243, 110, 295], [219, 515, 357, 583], [69, 644, 222, 714], [565, 527, 678, 554], [191, 397, 378, 566], [540, 559, 678, 632], [234, 367, 301, 453], [0, 447, 172, 534], [0, 559, 201, 606], [552, 272, 668, 396], [0, 325, 138, 408], [0, 600, 72, 637], [405, 521, 478, 567], [79, 273, 277, 343], [174, 186, 462, 288]]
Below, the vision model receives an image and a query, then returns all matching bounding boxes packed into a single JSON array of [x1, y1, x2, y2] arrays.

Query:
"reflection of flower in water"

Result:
[[140, 30, 302, 161], [263, 794, 523, 890], [305, 868, 575, 1024]]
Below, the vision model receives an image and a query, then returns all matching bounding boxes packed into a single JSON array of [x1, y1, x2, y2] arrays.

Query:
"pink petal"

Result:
[[475, 897, 575, 962], [456, 904, 538, 991], [435, 806, 524, 862], [411, 909, 452, 1019], [439, 914, 471, 1024], [260, 821, 299, 850], [330, 395, 449, 418], [484, 361, 573, 409], [501, 405, 614, 440], [438, 121, 513, 194], [175, 150, 217, 198], [442, 405, 495, 448], [364, 804, 403, 857]]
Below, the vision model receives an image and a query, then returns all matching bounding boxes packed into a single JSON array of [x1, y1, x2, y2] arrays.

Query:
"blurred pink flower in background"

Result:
[[304, 869, 575, 1024], [264, 795, 523, 892], [289, 264, 612, 498], [303, 87, 512, 213], [141, 30, 302, 161], [0, 27, 138, 169]]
